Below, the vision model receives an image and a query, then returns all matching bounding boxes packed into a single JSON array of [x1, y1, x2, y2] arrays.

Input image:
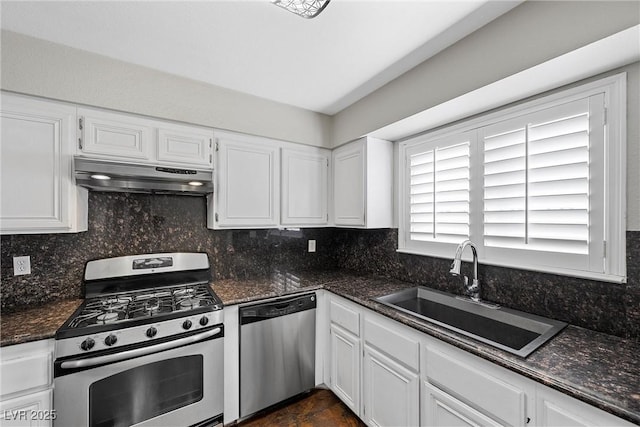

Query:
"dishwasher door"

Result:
[[239, 293, 316, 418]]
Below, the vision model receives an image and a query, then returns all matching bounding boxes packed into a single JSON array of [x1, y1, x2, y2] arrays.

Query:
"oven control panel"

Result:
[[56, 309, 223, 358]]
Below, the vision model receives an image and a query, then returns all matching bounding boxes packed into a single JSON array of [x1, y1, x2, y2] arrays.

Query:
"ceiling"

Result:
[[0, 1, 519, 115]]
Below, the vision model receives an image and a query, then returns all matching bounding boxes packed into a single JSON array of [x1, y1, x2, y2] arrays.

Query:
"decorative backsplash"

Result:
[[1, 192, 638, 340], [0, 193, 338, 311]]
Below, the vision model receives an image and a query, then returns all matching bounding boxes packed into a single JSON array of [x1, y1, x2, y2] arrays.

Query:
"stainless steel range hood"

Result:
[[74, 157, 213, 195]]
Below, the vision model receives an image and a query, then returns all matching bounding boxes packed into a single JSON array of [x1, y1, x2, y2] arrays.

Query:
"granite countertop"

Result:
[[0, 299, 82, 346], [1, 270, 638, 424], [212, 270, 640, 425]]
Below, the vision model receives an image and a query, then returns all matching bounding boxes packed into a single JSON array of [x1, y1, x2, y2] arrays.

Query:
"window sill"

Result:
[[396, 248, 626, 284]]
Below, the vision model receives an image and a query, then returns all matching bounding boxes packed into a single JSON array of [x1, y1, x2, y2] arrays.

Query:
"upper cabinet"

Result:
[[281, 147, 329, 226], [1, 93, 87, 234], [77, 107, 214, 169], [157, 123, 213, 168], [210, 130, 329, 229], [212, 131, 280, 229], [333, 137, 393, 228], [78, 107, 154, 162]]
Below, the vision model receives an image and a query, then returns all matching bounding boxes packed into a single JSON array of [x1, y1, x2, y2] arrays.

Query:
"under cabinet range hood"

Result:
[[74, 157, 213, 195]]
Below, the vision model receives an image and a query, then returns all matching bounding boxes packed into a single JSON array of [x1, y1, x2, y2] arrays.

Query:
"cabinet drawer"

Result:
[[426, 347, 526, 426], [0, 352, 51, 398], [330, 299, 360, 336], [364, 317, 419, 371]]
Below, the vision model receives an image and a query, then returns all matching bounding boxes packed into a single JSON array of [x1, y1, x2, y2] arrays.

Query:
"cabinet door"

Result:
[[330, 325, 360, 416], [363, 346, 419, 427], [333, 140, 365, 226], [423, 382, 502, 427], [537, 384, 635, 427], [157, 124, 213, 168], [1, 94, 86, 234], [0, 389, 53, 427], [214, 134, 279, 228], [78, 107, 152, 162], [281, 147, 329, 225]]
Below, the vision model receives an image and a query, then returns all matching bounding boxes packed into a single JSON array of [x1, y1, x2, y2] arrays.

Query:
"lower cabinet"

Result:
[[363, 346, 419, 427], [536, 383, 636, 427], [0, 340, 54, 427], [329, 325, 361, 416], [423, 382, 502, 427]]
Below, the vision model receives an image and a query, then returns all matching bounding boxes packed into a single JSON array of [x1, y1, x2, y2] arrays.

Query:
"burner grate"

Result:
[[67, 283, 218, 329]]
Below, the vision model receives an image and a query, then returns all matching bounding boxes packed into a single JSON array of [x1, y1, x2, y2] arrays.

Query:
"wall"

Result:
[[0, 193, 338, 312], [0, 30, 332, 148], [331, 1, 640, 145]]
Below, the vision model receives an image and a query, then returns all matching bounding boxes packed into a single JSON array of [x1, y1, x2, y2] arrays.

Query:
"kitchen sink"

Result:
[[374, 287, 567, 358]]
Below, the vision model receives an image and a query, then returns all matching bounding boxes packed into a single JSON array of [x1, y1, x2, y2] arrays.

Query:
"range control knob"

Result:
[[104, 334, 118, 347], [199, 316, 209, 326], [182, 319, 193, 330], [80, 338, 95, 351], [146, 327, 158, 338]]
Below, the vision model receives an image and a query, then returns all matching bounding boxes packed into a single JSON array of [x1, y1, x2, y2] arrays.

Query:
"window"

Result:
[[398, 74, 626, 283]]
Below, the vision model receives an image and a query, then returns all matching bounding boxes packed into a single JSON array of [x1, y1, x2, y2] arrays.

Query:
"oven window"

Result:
[[89, 355, 203, 427]]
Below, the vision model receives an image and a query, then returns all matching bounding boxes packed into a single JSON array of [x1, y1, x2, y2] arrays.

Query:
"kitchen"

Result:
[[1, 1, 639, 426]]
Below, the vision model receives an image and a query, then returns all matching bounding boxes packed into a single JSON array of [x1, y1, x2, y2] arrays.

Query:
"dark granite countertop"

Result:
[[2, 271, 638, 424], [212, 270, 640, 425], [0, 299, 82, 346]]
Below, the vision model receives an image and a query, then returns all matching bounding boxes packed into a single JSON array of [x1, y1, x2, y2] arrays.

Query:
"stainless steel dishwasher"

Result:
[[239, 292, 316, 418]]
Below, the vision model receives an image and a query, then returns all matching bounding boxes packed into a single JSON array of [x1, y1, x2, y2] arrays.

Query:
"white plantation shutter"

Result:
[[405, 134, 472, 252], [481, 96, 604, 271], [399, 75, 624, 282]]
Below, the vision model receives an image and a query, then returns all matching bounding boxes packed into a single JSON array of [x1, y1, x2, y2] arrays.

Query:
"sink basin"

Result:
[[374, 287, 566, 357]]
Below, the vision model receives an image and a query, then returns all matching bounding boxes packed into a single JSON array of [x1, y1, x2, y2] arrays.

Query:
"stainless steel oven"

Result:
[[53, 253, 224, 427]]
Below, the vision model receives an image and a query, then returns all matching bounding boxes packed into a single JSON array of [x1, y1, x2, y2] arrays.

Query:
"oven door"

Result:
[[54, 327, 223, 427]]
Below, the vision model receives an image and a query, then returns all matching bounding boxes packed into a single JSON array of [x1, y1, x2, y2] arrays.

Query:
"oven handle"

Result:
[[59, 327, 221, 370]]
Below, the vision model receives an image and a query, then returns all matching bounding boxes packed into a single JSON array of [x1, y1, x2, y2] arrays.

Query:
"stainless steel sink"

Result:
[[374, 287, 566, 357]]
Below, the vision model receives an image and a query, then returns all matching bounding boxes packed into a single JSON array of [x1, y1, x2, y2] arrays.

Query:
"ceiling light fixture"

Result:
[[271, 0, 331, 19]]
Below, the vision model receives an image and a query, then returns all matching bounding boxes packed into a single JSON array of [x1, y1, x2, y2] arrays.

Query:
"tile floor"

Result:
[[236, 388, 365, 426]]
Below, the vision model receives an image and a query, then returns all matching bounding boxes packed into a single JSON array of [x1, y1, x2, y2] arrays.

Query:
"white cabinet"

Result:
[[157, 123, 213, 168], [332, 137, 393, 228], [363, 347, 419, 427], [363, 314, 420, 427], [423, 382, 502, 427], [423, 344, 531, 427], [330, 325, 361, 415], [0, 340, 54, 427], [78, 107, 214, 169], [210, 130, 331, 229], [1, 93, 87, 234], [329, 297, 362, 415], [211, 131, 280, 228], [536, 383, 636, 427], [281, 147, 329, 226], [78, 107, 154, 162]]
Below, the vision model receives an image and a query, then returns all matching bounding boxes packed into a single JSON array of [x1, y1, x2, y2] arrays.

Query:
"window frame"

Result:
[[397, 73, 627, 283]]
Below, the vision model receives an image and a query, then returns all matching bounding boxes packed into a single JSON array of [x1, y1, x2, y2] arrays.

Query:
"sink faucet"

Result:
[[449, 240, 480, 302]]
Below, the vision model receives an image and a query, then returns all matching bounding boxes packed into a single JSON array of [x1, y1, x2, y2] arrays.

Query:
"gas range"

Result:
[[55, 253, 224, 359]]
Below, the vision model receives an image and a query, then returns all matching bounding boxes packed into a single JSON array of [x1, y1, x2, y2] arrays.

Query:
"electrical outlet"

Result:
[[308, 240, 316, 253], [13, 256, 31, 276]]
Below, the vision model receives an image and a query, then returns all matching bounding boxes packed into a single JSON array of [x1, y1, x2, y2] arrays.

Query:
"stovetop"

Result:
[[55, 253, 224, 358], [65, 283, 222, 330]]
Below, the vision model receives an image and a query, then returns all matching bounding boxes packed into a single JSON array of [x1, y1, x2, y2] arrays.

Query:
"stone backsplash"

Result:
[[0, 193, 337, 311], [1, 192, 638, 340]]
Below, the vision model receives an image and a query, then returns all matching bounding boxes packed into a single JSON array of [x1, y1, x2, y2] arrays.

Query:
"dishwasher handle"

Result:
[[240, 293, 316, 325]]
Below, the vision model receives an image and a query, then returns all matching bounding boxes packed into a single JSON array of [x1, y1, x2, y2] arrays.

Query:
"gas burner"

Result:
[[101, 297, 128, 311], [144, 297, 161, 313], [97, 311, 120, 324], [178, 298, 202, 310]]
